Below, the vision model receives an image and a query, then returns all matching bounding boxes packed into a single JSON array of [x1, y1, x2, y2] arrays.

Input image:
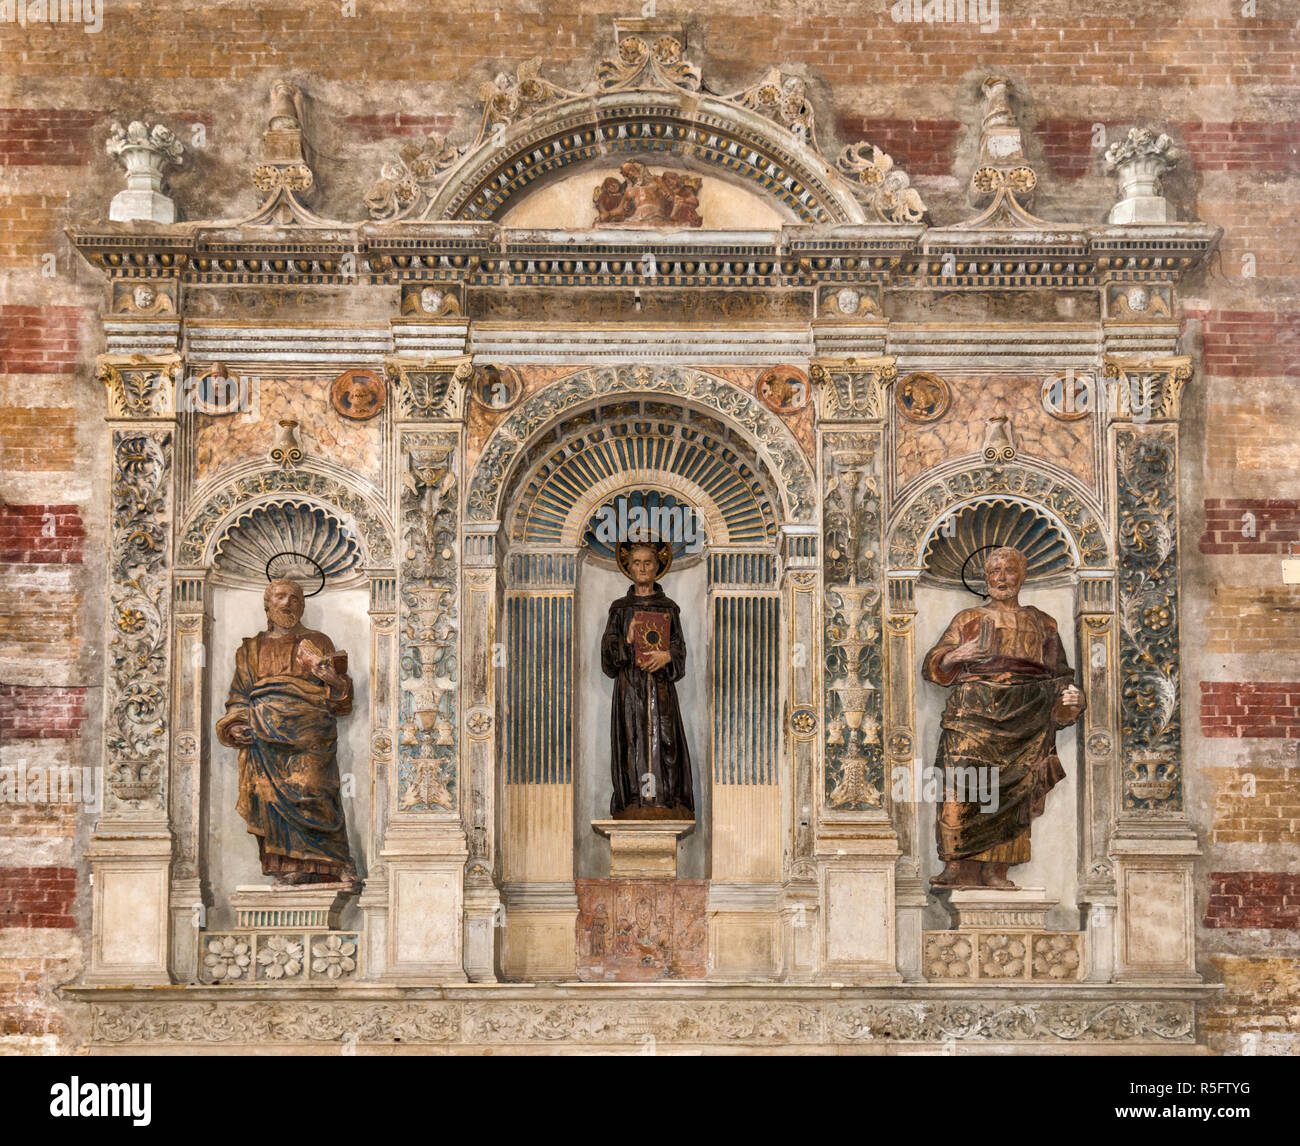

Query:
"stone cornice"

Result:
[[68, 220, 1221, 296]]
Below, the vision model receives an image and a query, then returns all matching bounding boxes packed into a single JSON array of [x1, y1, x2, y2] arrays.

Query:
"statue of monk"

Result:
[[600, 541, 694, 819], [922, 546, 1085, 889], [216, 578, 357, 886]]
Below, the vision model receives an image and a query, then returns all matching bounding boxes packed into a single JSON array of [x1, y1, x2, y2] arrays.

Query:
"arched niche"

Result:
[[172, 474, 397, 944], [480, 373, 800, 977]]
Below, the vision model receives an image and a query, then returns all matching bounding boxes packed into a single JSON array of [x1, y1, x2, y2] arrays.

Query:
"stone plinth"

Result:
[[229, 884, 354, 931], [592, 819, 694, 879], [942, 887, 1057, 930]]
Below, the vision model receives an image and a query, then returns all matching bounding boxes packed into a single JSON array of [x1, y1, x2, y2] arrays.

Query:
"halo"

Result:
[[959, 545, 1000, 598], [265, 550, 326, 597], [615, 537, 673, 581]]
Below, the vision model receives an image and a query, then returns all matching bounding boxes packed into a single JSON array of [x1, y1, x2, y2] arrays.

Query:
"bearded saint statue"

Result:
[[921, 546, 1085, 889], [216, 578, 357, 886]]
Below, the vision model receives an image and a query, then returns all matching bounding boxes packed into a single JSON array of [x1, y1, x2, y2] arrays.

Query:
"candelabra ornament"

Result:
[[827, 576, 883, 808]]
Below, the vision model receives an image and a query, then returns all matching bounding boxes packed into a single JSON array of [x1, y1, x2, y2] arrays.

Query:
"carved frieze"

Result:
[[99, 354, 182, 419], [1116, 429, 1182, 810], [88, 997, 1196, 1046], [105, 431, 172, 810], [822, 432, 885, 811], [398, 432, 461, 812]]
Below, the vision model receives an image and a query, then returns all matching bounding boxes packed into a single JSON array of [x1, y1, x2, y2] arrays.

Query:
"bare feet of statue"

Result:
[[931, 859, 981, 888], [979, 862, 1018, 889]]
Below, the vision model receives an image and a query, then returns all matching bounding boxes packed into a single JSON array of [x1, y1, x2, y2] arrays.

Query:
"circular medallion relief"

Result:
[[331, 369, 386, 421], [895, 372, 950, 423], [757, 365, 809, 414]]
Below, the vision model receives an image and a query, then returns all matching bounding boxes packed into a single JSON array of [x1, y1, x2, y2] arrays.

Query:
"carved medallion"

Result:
[[469, 364, 522, 411], [757, 365, 810, 414], [331, 369, 386, 421], [895, 372, 950, 423]]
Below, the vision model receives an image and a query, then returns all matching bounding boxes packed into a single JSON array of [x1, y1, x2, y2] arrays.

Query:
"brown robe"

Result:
[[216, 624, 354, 877], [922, 605, 1082, 864]]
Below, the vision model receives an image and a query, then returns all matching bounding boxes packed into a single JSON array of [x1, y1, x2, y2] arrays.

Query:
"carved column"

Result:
[[382, 360, 471, 982], [884, 570, 926, 981], [461, 524, 503, 982], [1103, 355, 1201, 982], [168, 567, 210, 980], [809, 357, 902, 981], [87, 355, 182, 984], [1075, 568, 1119, 981], [501, 551, 579, 980], [778, 526, 821, 980], [706, 548, 782, 978], [357, 569, 397, 978]]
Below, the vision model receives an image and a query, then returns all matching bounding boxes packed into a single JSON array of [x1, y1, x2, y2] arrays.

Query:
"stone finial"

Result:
[[1104, 127, 1180, 224], [969, 76, 1036, 209], [106, 120, 184, 223]]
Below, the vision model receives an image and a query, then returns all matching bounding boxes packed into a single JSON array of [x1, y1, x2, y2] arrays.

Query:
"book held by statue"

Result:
[[628, 610, 670, 670]]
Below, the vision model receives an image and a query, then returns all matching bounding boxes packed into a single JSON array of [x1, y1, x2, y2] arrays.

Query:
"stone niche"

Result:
[[72, 20, 1221, 1053]]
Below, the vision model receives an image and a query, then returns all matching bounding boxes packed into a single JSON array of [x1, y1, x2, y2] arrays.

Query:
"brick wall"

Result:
[[1200, 499, 1299, 555], [0, 867, 77, 931], [0, 505, 85, 564], [1203, 588, 1300, 656], [1204, 765, 1300, 845], [1205, 873, 1300, 929], [0, 306, 84, 375], [0, 686, 88, 741], [1200, 683, 1300, 739], [0, 0, 1293, 1054]]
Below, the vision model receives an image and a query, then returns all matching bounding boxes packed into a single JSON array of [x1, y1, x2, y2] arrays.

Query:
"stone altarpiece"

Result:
[[72, 23, 1220, 1051]]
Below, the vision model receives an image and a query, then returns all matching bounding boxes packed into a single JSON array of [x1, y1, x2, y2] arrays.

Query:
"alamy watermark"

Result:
[[890, 0, 999, 35], [891, 764, 1001, 813], [0, 762, 101, 810], [591, 500, 705, 554], [0, 0, 103, 33]]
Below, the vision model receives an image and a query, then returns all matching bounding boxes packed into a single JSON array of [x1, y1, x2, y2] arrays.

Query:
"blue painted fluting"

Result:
[[506, 592, 573, 784], [712, 593, 779, 785]]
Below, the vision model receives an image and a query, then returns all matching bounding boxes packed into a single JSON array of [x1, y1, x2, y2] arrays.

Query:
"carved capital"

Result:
[[98, 353, 182, 420], [1103, 355, 1193, 423], [810, 357, 897, 421], [387, 355, 472, 421]]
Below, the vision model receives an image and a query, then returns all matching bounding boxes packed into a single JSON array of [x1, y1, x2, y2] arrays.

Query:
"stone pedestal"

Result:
[[942, 887, 1057, 931], [592, 819, 694, 879], [229, 884, 354, 930]]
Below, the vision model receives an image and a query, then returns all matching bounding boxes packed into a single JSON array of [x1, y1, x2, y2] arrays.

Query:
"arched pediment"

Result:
[[364, 32, 927, 229], [467, 366, 816, 526]]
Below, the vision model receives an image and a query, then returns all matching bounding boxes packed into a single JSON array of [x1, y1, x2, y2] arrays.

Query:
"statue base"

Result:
[[940, 887, 1057, 931], [591, 819, 694, 879], [229, 884, 355, 931]]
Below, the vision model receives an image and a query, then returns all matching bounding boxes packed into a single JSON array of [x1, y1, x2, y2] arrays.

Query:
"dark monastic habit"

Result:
[[600, 542, 695, 819]]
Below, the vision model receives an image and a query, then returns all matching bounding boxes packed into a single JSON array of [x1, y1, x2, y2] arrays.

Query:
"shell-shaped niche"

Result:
[[213, 501, 363, 589], [922, 498, 1072, 589]]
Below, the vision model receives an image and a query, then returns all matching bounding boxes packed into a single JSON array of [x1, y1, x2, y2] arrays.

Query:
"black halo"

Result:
[[265, 551, 326, 597], [959, 545, 1001, 598]]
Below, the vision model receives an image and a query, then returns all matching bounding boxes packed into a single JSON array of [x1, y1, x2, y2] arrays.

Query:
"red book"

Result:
[[629, 610, 671, 670]]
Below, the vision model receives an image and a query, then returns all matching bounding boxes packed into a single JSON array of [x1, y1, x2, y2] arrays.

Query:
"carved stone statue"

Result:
[[216, 578, 357, 886], [600, 541, 695, 819], [593, 161, 702, 227], [921, 546, 1085, 889]]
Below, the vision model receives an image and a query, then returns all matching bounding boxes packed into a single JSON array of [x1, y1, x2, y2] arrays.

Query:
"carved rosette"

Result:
[[98, 355, 182, 419], [822, 431, 885, 811], [1116, 430, 1182, 810], [397, 431, 461, 812], [105, 431, 173, 810]]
